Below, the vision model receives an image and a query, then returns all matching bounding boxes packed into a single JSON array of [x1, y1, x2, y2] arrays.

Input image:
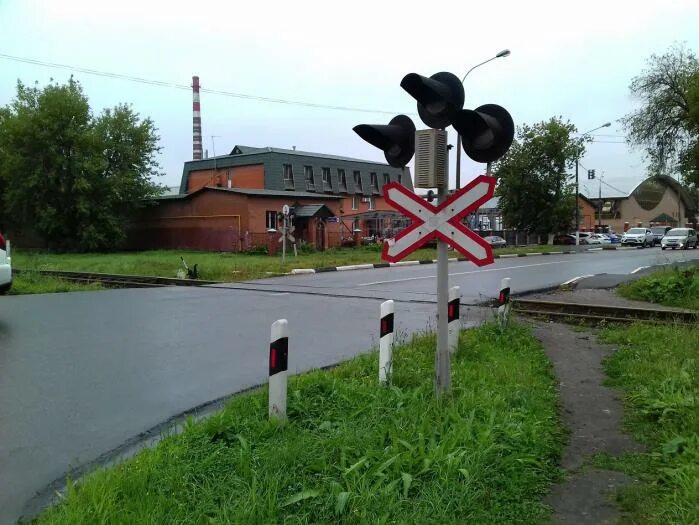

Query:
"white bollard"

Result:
[[268, 319, 289, 420], [497, 277, 512, 330], [448, 286, 460, 354], [379, 300, 394, 384]]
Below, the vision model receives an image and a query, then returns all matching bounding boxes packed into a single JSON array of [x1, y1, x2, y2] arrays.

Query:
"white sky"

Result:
[[1, 0, 698, 198]]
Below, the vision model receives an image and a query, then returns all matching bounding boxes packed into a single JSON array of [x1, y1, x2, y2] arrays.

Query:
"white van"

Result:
[[0, 231, 11, 293]]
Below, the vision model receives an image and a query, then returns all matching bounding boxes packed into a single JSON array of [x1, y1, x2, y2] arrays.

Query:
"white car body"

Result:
[[661, 228, 698, 250], [621, 228, 654, 247], [0, 234, 11, 294], [591, 234, 611, 245]]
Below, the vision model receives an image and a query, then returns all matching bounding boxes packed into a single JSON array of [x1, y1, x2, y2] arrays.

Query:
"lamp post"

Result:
[[455, 49, 511, 190], [575, 122, 611, 245]]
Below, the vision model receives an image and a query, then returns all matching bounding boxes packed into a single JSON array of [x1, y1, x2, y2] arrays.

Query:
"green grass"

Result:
[[8, 272, 103, 295], [36, 323, 564, 524], [14, 244, 564, 283], [594, 323, 699, 524], [618, 265, 699, 310]]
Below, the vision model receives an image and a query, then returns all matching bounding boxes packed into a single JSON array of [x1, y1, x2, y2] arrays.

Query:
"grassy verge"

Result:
[[595, 323, 698, 524], [8, 272, 103, 295], [15, 245, 563, 283], [618, 265, 699, 310], [36, 323, 563, 524]]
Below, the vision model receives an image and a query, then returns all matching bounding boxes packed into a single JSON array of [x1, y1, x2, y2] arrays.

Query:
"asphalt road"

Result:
[[1, 246, 698, 523]]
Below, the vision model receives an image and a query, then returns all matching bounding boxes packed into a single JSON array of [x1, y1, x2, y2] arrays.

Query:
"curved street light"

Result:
[[456, 49, 511, 189], [574, 122, 611, 244]]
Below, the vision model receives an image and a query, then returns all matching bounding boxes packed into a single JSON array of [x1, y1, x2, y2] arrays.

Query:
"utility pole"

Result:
[[575, 158, 579, 243], [598, 173, 603, 229], [455, 49, 511, 189]]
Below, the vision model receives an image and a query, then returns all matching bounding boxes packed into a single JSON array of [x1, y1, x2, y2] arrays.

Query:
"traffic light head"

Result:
[[353, 114, 416, 168], [400, 72, 465, 129], [452, 104, 514, 163]]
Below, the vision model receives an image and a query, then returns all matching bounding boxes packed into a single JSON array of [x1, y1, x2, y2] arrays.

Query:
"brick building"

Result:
[[129, 145, 413, 251]]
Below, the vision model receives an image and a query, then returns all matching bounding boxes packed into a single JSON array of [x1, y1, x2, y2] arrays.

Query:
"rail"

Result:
[[513, 298, 698, 324], [13, 269, 222, 288]]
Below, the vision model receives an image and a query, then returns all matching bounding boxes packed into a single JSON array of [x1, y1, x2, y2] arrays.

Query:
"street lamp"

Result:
[[455, 49, 511, 189], [574, 122, 611, 244]]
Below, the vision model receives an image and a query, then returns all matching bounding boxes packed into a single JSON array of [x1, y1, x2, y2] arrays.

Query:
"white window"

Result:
[[304, 166, 315, 190], [383, 173, 390, 186], [368, 197, 375, 210], [370, 172, 378, 192], [322, 167, 332, 191], [265, 211, 277, 230], [283, 164, 294, 189], [352, 195, 358, 210], [338, 169, 347, 191], [353, 171, 362, 193]]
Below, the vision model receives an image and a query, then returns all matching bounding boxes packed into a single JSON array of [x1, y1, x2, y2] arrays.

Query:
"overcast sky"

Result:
[[1, 0, 698, 197]]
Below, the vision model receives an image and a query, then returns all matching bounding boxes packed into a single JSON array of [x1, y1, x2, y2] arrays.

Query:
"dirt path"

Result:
[[534, 322, 643, 524]]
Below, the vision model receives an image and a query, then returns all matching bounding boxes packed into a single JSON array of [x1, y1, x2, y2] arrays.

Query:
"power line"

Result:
[[0, 52, 405, 116]]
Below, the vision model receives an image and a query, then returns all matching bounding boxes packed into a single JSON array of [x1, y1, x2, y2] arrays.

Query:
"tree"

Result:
[[623, 44, 699, 188], [0, 78, 163, 250], [494, 117, 586, 237]]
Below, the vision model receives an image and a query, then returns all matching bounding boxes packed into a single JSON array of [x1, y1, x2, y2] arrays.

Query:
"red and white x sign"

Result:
[[382, 175, 496, 266]]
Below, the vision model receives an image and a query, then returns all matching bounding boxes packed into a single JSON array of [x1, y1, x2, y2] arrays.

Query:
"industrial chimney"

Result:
[[192, 76, 203, 160]]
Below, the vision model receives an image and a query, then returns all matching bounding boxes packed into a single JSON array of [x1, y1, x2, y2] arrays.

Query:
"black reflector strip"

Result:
[[269, 337, 289, 375], [380, 313, 394, 338]]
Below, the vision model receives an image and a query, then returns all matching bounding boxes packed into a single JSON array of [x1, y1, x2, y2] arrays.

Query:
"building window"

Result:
[[338, 169, 347, 191], [352, 195, 358, 210], [353, 171, 363, 193], [283, 164, 294, 190], [370, 172, 379, 193], [398, 173, 403, 185], [304, 166, 315, 190], [383, 173, 390, 187], [353, 218, 360, 231], [322, 167, 332, 191], [265, 210, 277, 230], [368, 197, 375, 210]]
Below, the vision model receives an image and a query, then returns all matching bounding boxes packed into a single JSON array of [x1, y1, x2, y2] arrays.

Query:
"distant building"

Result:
[[129, 145, 413, 251], [589, 176, 697, 232]]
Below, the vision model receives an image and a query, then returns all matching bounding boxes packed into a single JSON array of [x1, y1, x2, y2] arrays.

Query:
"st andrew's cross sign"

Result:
[[382, 175, 496, 266]]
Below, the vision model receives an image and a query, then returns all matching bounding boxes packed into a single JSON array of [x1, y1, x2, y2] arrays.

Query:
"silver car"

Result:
[[0, 231, 11, 294], [661, 228, 698, 250], [621, 228, 654, 248]]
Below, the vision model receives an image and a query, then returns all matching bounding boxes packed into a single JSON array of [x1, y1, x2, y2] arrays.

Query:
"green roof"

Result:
[[179, 145, 414, 195]]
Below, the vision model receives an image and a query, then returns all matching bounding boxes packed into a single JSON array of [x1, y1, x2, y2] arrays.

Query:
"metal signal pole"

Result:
[[435, 178, 450, 394]]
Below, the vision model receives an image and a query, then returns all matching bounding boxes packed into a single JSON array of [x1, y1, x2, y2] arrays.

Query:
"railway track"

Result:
[[514, 298, 698, 324], [13, 269, 222, 288]]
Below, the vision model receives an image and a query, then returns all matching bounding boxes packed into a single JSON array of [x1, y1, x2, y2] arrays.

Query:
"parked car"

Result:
[[660, 228, 698, 250], [0, 231, 11, 294], [606, 233, 621, 244], [650, 226, 673, 245], [589, 233, 611, 245], [483, 235, 507, 248], [553, 233, 588, 246], [621, 227, 654, 248], [553, 234, 576, 245]]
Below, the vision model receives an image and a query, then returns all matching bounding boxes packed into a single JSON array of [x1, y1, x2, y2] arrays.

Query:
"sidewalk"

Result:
[[534, 322, 643, 523]]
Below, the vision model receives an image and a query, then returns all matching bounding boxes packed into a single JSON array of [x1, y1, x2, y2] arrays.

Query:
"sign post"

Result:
[[436, 183, 450, 393], [281, 205, 290, 264], [382, 177, 496, 394]]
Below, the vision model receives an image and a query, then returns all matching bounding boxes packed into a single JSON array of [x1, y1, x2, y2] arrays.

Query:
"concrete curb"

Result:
[[290, 249, 585, 275]]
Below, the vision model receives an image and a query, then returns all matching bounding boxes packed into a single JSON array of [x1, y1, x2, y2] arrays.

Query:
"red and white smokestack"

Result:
[[192, 75, 203, 160]]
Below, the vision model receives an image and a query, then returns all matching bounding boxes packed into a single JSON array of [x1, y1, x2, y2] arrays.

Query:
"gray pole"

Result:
[[435, 180, 450, 394], [282, 216, 287, 264], [575, 158, 580, 245], [598, 175, 602, 228], [456, 135, 462, 189]]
